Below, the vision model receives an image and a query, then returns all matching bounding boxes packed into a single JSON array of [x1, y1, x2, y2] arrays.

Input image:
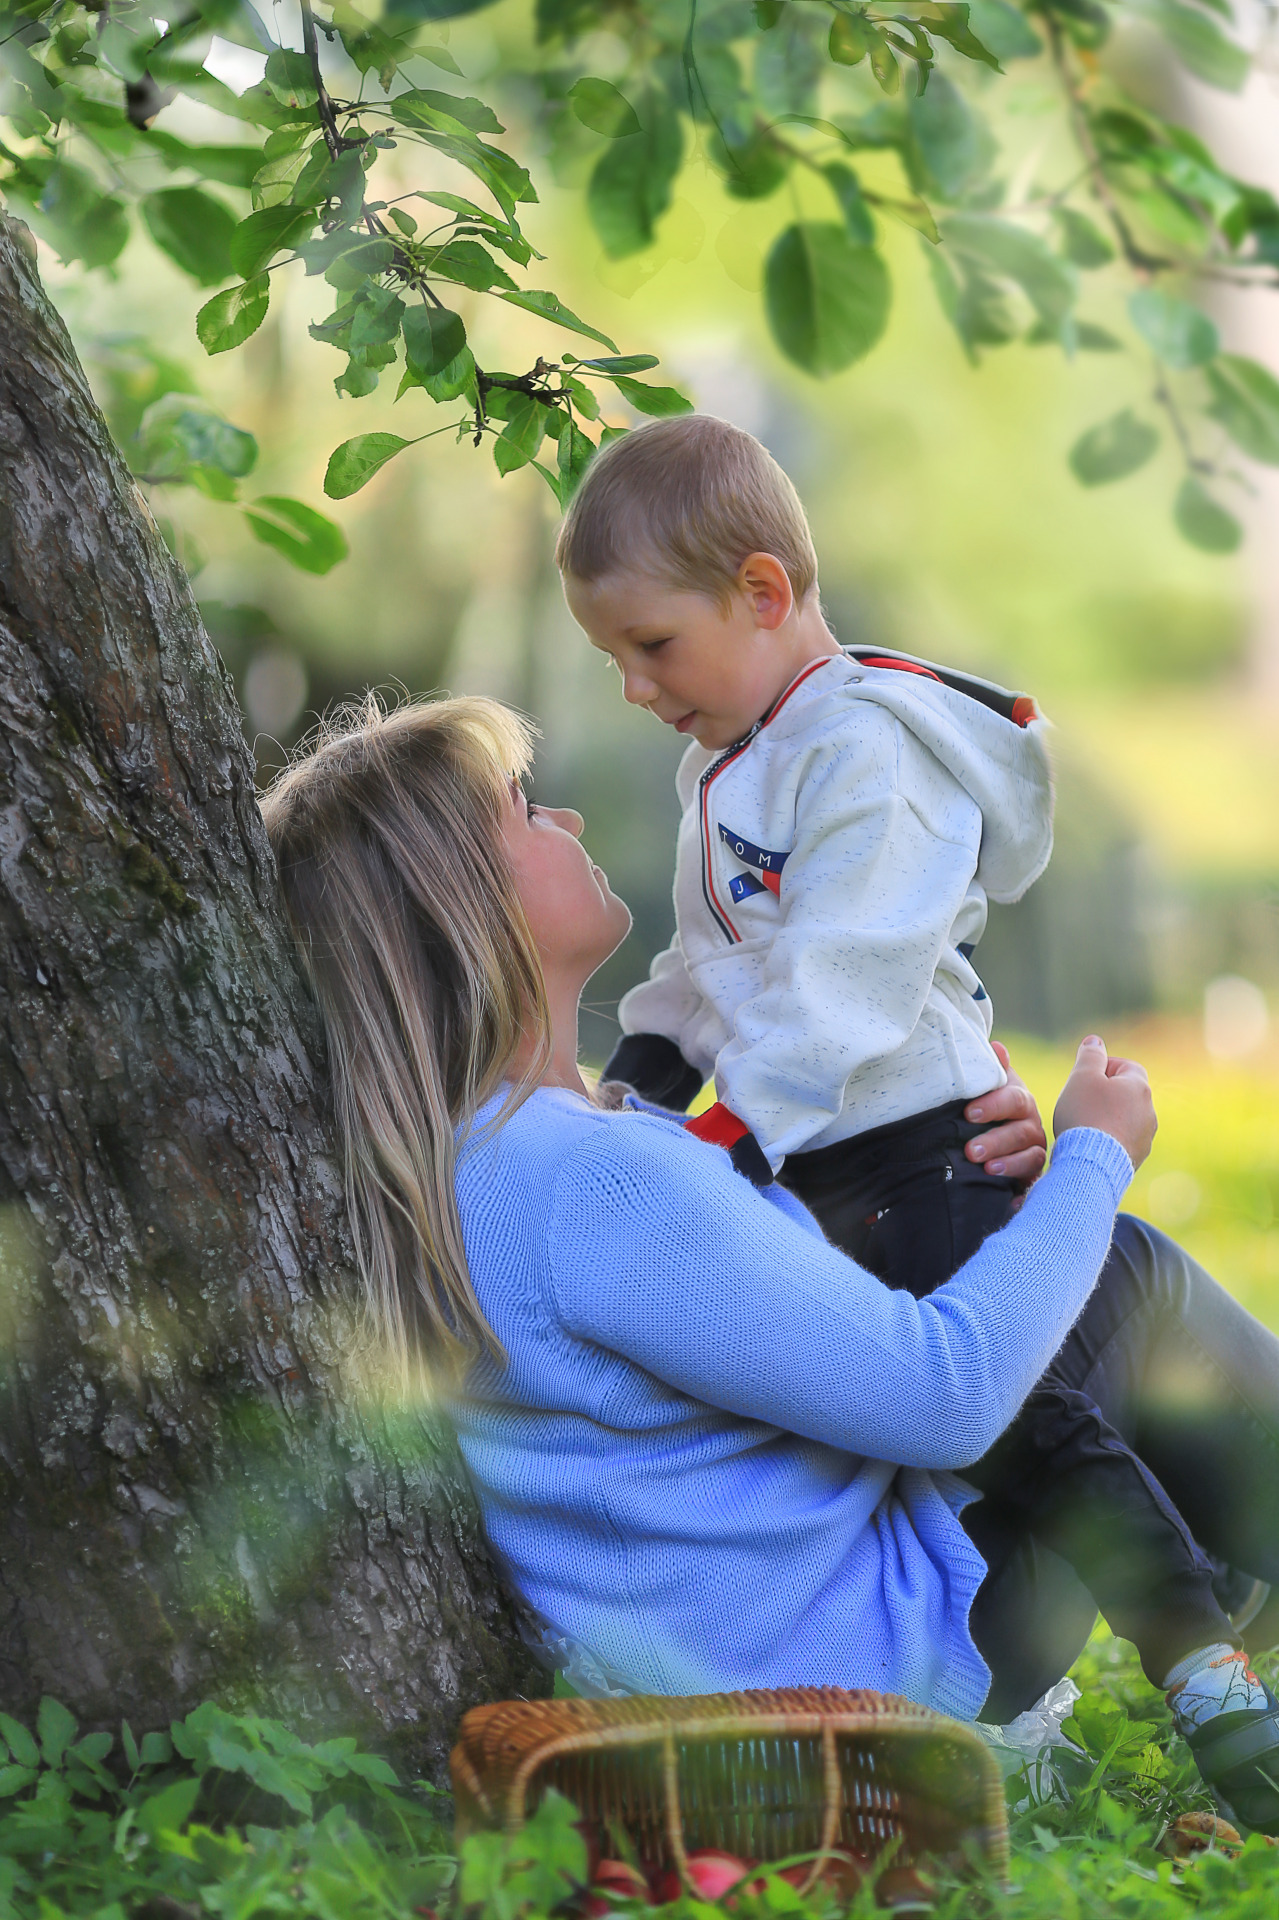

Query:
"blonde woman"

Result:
[[263, 695, 1279, 1832]]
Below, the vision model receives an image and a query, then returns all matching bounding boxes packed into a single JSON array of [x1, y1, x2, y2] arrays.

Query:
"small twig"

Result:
[[300, 0, 347, 162], [1046, 19, 1164, 279]]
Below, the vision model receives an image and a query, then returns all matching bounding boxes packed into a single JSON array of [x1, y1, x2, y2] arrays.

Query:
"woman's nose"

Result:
[[551, 806, 585, 837]]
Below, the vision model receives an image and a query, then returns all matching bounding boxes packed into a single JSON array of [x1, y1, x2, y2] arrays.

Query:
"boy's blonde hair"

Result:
[[555, 415, 818, 606], [261, 693, 550, 1384]]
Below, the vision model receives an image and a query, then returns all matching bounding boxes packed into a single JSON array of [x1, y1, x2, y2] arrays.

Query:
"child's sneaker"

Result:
[[1167, 1645, 1279, 1834]]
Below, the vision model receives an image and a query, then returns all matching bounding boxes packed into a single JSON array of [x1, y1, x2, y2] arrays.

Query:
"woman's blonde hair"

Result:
[[260, 693, 549, 1382]]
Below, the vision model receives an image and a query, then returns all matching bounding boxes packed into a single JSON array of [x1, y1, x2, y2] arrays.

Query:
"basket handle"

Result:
[[662, 1732, 694, 1891], [788, 1723, 842, 1898]]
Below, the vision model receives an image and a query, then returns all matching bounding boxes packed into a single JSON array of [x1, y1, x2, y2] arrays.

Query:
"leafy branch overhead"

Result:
[[2, 0, 1278, 558]]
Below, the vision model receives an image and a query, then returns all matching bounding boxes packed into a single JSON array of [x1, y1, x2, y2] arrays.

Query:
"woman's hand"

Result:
[[1053, 1035, 1157, 1170], [963, 1042, 1047, 1189]]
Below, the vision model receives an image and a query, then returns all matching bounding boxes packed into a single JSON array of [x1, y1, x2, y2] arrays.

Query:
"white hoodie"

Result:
[[618, 650, 1054, 1168]]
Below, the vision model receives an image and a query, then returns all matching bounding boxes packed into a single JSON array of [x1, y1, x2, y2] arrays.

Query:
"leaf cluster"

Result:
[[3, 0, 1279, 554], [0, 1695, 452, 1919]]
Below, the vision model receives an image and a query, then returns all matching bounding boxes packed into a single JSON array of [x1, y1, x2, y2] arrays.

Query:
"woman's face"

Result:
[[500, 780, 632, 985]]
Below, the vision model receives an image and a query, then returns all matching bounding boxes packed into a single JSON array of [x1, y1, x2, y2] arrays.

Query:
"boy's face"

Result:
[[564, 564, 799, 753]]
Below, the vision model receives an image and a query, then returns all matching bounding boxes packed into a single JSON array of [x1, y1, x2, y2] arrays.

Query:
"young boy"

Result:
[[556, 413, 1279, 1812]]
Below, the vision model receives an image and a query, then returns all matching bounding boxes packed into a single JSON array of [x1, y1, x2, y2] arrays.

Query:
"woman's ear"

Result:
[[737, 552, 794, 631]]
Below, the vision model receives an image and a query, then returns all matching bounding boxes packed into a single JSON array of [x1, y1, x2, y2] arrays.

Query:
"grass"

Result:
[[7, 1634, 1279, 1918]]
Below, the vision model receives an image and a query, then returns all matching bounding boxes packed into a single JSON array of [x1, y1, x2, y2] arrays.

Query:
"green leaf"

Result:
[[415, 131, 536, 218], [0, 1766, 37, 1798], [609, 375, 693, 416], [1068, 408, 1159, 485], [121, 1722, 140, 1773], [829, 13, 878, 64], [965, 0, 1043, 59], [349, 289, 406, 352], [907, 72, 997, 201], [325, 238, 397, 291], [557, 418, 595, 502], [1205, 354, 1279, 463], [34, 162, 129, 269], [391, 88, 505, 133], [1129, 0, 1249, 90], [1128, 288, 1218, 368], [325, 433, 413, 498], [945, 214, 1077, 332], [416, 345, 477, 402], [37, 1699, 77, 1769], [496, 288, 618, 351], [765, 223, 892, 375], [0, 1720, 37, 1758], [264, 48, 319, 107], [142, 187, 237, 286], [825, 164, 875, 245], [425, 238, 516, 291], [1174, 475, 1243, 551], [494, 397, 551, 475], [1052, 206, 1116, 268], [144, 131, 264, 189], [403, 305, 467, 373], [137, 395, 259, 482], [917, 3, 1003, 72], [244, 497, 350, 573], [136, 1775, 201, 1839], [139, 1730, 173, 1767], [574, 353, 660, 374], [569, 77, 641, 138], [196, 276, 270, 354], [587, 90, 683, 257], [229, 205, 315, 278]]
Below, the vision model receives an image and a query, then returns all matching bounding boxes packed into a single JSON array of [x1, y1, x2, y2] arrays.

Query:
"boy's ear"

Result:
[[737, 552, 794, 631]]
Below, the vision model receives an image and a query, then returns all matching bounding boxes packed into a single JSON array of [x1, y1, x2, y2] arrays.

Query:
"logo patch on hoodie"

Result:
[[719, 824, 789, 902]]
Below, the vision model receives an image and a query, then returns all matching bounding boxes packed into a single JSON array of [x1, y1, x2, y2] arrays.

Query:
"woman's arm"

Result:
[[546, 1109, 1134, 1473]]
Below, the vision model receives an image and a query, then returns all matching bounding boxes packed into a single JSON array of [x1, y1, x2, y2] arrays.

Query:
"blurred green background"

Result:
[[33, 1, 1277, 1317]]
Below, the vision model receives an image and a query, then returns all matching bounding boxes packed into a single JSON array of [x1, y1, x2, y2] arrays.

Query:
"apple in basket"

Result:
[[651, 1851, 755, 1904], [583, 1859, 654, 1913]]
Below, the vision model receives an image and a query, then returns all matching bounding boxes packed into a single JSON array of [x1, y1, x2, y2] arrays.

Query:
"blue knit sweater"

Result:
[[451, 1089, 1132, 1721]]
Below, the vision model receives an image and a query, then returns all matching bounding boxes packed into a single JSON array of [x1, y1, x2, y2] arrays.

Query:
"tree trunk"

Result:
[[0, 214, 543, 1777]]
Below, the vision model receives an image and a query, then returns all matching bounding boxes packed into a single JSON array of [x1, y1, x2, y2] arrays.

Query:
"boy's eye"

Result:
[[640, 638, 670, 655]]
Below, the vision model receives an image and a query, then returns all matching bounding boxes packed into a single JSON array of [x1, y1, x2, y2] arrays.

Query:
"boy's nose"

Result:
[[621, 667, 658, 707]]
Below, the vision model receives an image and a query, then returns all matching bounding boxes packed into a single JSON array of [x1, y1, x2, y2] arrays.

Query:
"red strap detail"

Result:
[[685, 1102, 750, 1150], [1011, 695, 1039, 728], [761, 869, 781, 897], [858, 657, 942, 682]]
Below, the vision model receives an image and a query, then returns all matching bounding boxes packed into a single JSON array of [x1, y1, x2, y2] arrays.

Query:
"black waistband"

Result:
[[779, 1098, 996, 1207]]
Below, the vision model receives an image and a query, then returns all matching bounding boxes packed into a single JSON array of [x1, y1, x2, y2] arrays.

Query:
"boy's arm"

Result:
[[603, 934, 709, 1110], [716, 711, 989, 1166]]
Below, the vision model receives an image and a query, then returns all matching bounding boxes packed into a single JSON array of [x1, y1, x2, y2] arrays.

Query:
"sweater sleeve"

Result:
[[714, 709, 993, 1166], [545, 1121, 1132, 1471]]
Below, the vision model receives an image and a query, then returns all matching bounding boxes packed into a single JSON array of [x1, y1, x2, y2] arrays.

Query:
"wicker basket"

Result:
[[450, 1688, 1008, 1896]]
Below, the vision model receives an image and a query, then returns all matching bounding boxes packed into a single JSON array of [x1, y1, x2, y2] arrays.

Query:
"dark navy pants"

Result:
[[780, 1104, 1279, 1717]]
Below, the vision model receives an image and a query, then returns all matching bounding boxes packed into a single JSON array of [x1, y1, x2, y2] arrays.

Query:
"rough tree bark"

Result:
[[0, 213, 543, 1775]]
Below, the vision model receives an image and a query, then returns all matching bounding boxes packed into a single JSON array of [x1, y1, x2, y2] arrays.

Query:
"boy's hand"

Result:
[[963, 1043, 1047, 1189], [1052, 1035, 1157, 1171]]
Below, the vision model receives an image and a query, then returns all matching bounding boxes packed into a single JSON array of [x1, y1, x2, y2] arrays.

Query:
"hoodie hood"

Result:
[[771, 652, 1054, 905]]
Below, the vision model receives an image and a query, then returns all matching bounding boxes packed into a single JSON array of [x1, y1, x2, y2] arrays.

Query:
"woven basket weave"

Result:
[[450, 1688, 1008, 1895]]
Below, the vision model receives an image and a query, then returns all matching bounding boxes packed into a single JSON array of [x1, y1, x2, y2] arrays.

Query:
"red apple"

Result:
[[653, 1851, 754, 1905], [584, 1858, 653, 1913]]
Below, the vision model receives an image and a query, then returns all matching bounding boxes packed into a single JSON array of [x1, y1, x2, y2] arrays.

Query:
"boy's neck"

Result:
[[760, 596, 842, 719]]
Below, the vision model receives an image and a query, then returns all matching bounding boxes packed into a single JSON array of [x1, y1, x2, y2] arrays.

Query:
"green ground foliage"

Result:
[[6, 1630, 1279, 1919]]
